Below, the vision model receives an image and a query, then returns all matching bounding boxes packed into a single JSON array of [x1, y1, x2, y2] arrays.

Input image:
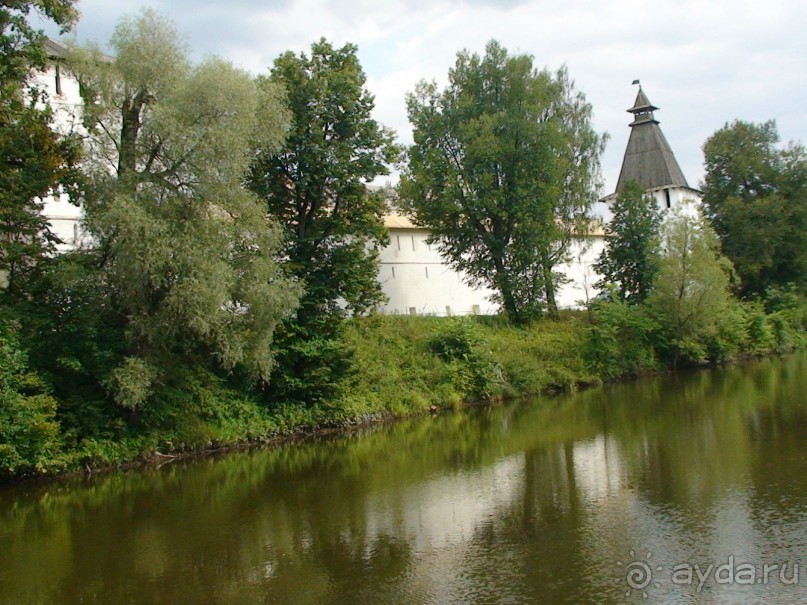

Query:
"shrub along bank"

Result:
[[2, 294, 806, 481]]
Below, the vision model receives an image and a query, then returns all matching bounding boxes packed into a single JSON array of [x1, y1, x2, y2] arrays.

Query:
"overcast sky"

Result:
[[36, 0, 807, 196]]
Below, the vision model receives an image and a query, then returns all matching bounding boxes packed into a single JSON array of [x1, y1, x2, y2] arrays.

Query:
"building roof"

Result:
[[44, 39, 69, 59], [615, 87, 689, 193], [383, 212, 419, 229]]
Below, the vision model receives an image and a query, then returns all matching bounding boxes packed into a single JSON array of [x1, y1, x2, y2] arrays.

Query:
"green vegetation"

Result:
[[247, 39, 398, 407], [64, 10, 300, 412], [702, 119, 807, 298], [2, 11, 807, 482], [399, 40, 605, 322], [594, 180, 662, 304], [6, 300, 806, 480]]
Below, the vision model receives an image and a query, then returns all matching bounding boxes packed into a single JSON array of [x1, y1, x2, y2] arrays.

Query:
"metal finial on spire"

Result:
[[632, 79, 641, 88]]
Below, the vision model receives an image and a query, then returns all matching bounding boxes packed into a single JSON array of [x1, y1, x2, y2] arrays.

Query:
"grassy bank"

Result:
[[3, 301, 807, 481]]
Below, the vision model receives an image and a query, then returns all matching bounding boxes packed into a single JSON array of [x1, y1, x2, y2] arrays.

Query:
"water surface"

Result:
[[2, 356, 807, 604]]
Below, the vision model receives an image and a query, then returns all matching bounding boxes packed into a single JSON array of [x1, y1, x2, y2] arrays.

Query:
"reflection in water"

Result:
[[1, 356, 806, 603]]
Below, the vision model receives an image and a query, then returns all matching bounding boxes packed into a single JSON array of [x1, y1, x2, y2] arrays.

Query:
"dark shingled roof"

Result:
[[615, 88, 689, 193], [44, 39, 68, 59]]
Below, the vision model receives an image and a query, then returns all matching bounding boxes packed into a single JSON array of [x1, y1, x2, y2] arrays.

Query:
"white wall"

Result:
[[377, 228, 498, 316], [378, 228, 607, 315], [32, 61, 86, 251], [601, 185, 702, 214], [555, 235, 607, 309]]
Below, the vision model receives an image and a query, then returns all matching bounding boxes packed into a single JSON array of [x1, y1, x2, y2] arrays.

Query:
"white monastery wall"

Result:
[[554, 235, 607, 309], [33, 59, 86, 251], [601, 185, 702, 213], [377, 226, 498, 316], [377, 215, 608, 316]]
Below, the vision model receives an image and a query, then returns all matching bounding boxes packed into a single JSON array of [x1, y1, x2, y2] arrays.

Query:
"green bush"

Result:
[[585, 299, 658, 379], [0, 320, 65, 477], [704, 300, 750, 362], [428, 318, 500, 399]]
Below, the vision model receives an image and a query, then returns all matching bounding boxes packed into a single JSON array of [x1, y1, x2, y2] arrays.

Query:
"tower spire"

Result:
[[627, 81, 659, 125], [614, 83, 688, 192]]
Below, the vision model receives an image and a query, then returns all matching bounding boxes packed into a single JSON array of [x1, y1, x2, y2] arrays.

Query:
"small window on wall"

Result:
[[424, 267, 429, 278], [411, 236, 416, 251], [396, 235, 401, 250], [73, 223, 79, 244], [391, 266, 395, 279], [665, 188, 671, 209]]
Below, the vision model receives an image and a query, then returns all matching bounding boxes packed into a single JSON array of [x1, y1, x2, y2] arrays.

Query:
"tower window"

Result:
[[664, 188, 671, 209]]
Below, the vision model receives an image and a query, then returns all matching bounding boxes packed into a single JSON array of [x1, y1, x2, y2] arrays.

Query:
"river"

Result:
[[1, 355, 806, 604]]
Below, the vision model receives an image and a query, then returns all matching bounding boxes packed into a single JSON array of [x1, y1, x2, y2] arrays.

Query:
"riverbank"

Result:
[[4, 300, 806, 483]]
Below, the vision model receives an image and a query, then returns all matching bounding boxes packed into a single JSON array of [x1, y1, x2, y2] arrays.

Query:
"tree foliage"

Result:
[[0, 0, 82, 297], [594, 180, 662, 304], [646, 202, 736, 365], [399, 40, 604, 322], [68, 9, 300, 412], [0, 317, 62, 477], [247, 39, 398, 405], [701, 120, 807, 297], [249, 38, 397, 315]]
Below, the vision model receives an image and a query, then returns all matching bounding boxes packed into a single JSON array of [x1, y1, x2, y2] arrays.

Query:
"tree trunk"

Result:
[[493, 260, 521, 323], [541, 249, 559, 319], [117, 95, 143, 197]]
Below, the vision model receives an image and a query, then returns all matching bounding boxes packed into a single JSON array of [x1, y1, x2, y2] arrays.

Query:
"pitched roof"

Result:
[[44, 39, 69, 59], [615, 88, 689, 193], [383, 212, 419, 229]]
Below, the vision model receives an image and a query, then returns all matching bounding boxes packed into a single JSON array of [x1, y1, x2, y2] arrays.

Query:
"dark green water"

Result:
[[2, 356, 807, 604]]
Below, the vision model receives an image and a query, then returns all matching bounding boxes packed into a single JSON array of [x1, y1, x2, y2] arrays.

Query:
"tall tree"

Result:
[[0, 0, 82, 297], [69, 10, 299, 411], [399, 40, 604, 322], [702, 120, 807, 297], [594, 180, 662, 304], [248, 39, 398, 405]]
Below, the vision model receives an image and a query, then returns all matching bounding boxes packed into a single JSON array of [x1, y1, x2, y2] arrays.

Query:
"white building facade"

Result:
[[36, 39, 86, 251], [377, 214, 607, 316]]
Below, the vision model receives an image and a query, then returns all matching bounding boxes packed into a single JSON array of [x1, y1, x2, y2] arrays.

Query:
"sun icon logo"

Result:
[[616, 550, 664, 599]]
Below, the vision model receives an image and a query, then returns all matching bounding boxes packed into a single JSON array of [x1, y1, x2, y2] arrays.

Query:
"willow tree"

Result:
[[70, 10, 299, 411], [400, 40, 604, 322]]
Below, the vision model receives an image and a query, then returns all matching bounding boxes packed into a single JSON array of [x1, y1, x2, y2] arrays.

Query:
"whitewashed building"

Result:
[[377, 213, 499, 316], [36, 39, 86, 251], [377, 215, 606, 315], [602, 86, 702, 210]]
